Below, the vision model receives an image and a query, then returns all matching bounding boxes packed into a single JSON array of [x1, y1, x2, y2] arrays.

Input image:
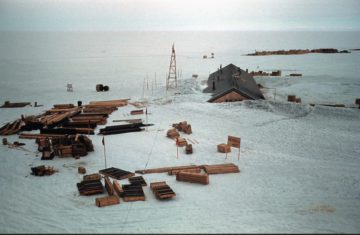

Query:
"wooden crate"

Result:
[[203, 163, 240, 174], [78, 167, 86, 174], [287, 95, 296, 102], [217, 143, 231, 153], [177, 138, 187, 147], [166, 128, 179, 139], [185, 144, 193, 154], [95, 195, 119, 207], [104, 176, 114, 196], [176, 172, 209, 185]]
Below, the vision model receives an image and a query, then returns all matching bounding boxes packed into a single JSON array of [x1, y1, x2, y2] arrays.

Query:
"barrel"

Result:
[[77, 100, 82, 106], [96, 84, 104, 92], [103, 85, 109, 91]]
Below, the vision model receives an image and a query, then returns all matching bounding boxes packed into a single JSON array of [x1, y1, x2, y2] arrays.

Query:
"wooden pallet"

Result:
[[121, 184, 145, 202], [95, 195, 119, 207], [176, 172, 209, 185], [128, 176, 147, 186], [202, 163, 240, 174], [99, 167, 135, 180], [77, 179, 104, 196], [150, 181, 176, 200]]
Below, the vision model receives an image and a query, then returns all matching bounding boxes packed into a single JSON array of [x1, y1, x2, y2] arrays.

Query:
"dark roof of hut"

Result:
[[203, 63, 265, 100]]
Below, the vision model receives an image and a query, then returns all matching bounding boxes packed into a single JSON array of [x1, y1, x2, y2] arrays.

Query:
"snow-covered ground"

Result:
[[0, 77, 359, 233]]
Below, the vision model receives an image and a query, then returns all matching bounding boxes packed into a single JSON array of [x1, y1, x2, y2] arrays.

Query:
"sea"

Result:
[[0, 30, 360, 105]]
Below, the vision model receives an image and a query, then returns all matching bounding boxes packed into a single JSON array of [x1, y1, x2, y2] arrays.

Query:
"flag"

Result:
[[102, 136, 105, 146]]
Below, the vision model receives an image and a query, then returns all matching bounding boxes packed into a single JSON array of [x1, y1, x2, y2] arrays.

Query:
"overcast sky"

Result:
[[0, 0, 359, 31]]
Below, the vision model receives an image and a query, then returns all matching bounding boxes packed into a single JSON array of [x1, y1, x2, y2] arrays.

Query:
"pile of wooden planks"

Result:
[[77, 178, 104, 196], [104, 176, 114, 196], [135, 164, 200, 174], [35, 134, 93, 159], [150, 181, 176, 200], [99, 167, 135, 180], [83, 173, 101, 181], [0, 119, 22, 135], [203, 163, 240, 174], [121, 184, 146, 202], [98, 122, 153, 135], [176, 172, 209, 185], [168, 167, 201, 176]]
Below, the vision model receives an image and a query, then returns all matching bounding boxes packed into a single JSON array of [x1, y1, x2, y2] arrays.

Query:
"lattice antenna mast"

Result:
[[166, 43, 177, 90]]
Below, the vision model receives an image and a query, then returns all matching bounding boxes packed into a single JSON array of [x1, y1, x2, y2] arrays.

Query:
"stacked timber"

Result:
[[168, 167, 201, 175], [135, 164, 200, 174], [217, 143, 231, 153], [150, 181, 176, 200], [176, 172, 209, 185], [53, 104, 74, 109], [99, 167, 135, 180], [202, 163, 240, 174], [166, 128, 180, 139], [82, 106, 117, 114], [98, 122, 153, 135], [77, 179, 104, 196], [172, 121, 192, 134], [88, 99, 129, 107], [40, 127, 94, 135], [34, 134, 93, 159], [0, 119, 22, 135], [121, 184, 145, 202], [128, 176, 147, 186], [95, 195, 119, 207]]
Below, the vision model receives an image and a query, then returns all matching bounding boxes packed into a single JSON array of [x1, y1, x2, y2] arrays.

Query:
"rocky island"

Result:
[[247, 48, 350, 56]]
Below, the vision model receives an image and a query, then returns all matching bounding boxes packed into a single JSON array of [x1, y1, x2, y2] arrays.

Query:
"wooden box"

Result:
[[217, 143, 231, 153], [95, 195, 119, 207], [177, 138, 187, 147], [176, 172, 209, 185], [185, 144, 193, 154], [78, 167, 86, 174]]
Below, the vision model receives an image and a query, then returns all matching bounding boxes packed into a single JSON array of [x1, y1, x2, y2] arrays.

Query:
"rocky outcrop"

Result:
[[247, 48, 349, 56]]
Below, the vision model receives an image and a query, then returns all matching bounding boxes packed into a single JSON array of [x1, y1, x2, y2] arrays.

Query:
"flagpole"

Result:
[[102, 136, 107, 168]]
